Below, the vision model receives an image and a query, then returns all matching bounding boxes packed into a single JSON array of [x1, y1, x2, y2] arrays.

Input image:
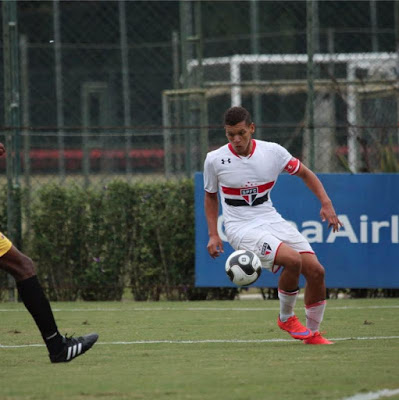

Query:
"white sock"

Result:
[[305, 300, 326, 332], [278, 288, 299, 322]]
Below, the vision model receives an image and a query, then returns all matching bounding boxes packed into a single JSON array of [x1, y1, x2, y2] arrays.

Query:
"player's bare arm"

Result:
[[296, 163, 343, 232], [204, 191, 224, 258], [0, 142, 5, 157]]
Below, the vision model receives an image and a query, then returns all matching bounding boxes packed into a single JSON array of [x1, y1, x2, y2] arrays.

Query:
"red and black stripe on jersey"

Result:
[[221, 181, 274, 207]]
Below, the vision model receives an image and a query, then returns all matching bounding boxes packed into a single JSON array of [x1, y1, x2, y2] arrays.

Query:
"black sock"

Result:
[[16, 275, 63, 354]]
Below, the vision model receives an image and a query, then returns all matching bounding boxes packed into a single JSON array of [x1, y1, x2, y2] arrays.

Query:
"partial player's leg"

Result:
[[0, 245, 62, 350], [300, 252, 325, 305], [0, 235, 98, 361], [300, 253, 333, 345], [237, 227, 312, 340], [274, 244, 312, 340]]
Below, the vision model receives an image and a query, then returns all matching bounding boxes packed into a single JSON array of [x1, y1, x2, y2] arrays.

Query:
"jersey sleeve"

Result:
[[203, 154, 218, 193], [283, 156, 301, 175], [271, 142, 298, 174]]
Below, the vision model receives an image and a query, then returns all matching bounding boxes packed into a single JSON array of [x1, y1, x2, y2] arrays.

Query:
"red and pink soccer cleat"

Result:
[[277, 315, 313, 340], [304, 331, 334, 345]]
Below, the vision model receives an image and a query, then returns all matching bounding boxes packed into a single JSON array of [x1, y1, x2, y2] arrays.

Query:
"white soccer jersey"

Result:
[[204, 139, 301, 245]]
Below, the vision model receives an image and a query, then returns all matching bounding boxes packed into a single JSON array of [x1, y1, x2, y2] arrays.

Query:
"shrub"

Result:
[[128, 179, 195, 300], [79, 182, 136, 301], [1, 179, 236, 301], [29, 184, 89, 301], [26, 179, 197, 301]]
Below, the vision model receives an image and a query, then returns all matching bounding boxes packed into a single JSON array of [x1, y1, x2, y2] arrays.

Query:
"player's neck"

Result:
[[240, 139, 254, 157]]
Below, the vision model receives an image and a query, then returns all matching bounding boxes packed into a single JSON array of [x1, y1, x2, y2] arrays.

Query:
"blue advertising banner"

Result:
[[195, 172, 399, 288]]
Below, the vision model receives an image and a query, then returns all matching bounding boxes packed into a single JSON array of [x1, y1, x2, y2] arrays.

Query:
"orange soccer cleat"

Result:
[[304, 331, 334, 345], [277, 315, 313, 340]]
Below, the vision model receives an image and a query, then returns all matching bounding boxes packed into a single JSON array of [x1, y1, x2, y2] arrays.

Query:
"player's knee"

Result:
[[17, 254, 35, 279], [306, 263, 325, 283], [284, 252, 302, 274]]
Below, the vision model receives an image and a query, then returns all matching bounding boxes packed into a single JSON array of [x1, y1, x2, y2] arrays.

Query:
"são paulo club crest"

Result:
[[240, 187, 258, 205], [261, 242, 272, 256]]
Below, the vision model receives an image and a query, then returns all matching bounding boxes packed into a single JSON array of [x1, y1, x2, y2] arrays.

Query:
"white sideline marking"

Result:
[[97, 335, 399, 345], [1, 335, 399, 349], [341, 388, 399, 400], [0, 305, 398, 312]]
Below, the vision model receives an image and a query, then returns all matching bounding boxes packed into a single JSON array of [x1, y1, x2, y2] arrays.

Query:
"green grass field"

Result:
[[1, 298, 399, 400]]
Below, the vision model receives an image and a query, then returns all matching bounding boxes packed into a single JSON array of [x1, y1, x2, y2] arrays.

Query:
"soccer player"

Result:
[[204, 106, 343, 345], [0, 142, 98, 362]]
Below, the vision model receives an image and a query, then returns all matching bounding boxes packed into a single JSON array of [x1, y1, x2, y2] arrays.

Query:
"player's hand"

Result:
[[207, 235, 224, 259], [0, 143, 5, 157], [320, 201, 343, 232]]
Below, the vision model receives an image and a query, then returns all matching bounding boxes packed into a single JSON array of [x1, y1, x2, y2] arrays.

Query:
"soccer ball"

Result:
[[225, 249, 262, 286]]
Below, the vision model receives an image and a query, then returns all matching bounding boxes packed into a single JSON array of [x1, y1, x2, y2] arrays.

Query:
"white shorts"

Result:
[[230, 220, 314, 274]]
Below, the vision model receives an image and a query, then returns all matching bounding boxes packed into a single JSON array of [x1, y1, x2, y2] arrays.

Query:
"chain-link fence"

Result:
[[1, 1, 399, 232]]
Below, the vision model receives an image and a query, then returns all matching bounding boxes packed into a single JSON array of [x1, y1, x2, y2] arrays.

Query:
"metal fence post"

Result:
[[395, 0, 399, 147], [53, 0, 66, 183], [2, 0, 22, 301], [306, 0, 315, 171], [119, 0, 133, 176], [162, 92, 172, 177], [20, 34, 31, 239], [250, 0, 262, 139]]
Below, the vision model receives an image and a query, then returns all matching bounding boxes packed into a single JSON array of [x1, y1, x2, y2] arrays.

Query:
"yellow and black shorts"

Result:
[[0, 232, 12, 257]]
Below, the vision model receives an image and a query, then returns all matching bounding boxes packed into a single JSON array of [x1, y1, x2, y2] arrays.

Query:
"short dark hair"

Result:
[[223, 106, 252, 126]]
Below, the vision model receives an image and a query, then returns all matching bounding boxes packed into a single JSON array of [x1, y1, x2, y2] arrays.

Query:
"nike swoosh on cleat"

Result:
[[290, 329, 311, 336]]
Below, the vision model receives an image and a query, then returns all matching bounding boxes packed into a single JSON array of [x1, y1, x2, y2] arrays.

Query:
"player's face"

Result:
[[225, 121, 255, 156]]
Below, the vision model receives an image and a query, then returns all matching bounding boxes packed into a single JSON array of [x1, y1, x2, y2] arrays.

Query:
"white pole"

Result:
[[230, 56, 241, 106], [347, 63, 358, 173]]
